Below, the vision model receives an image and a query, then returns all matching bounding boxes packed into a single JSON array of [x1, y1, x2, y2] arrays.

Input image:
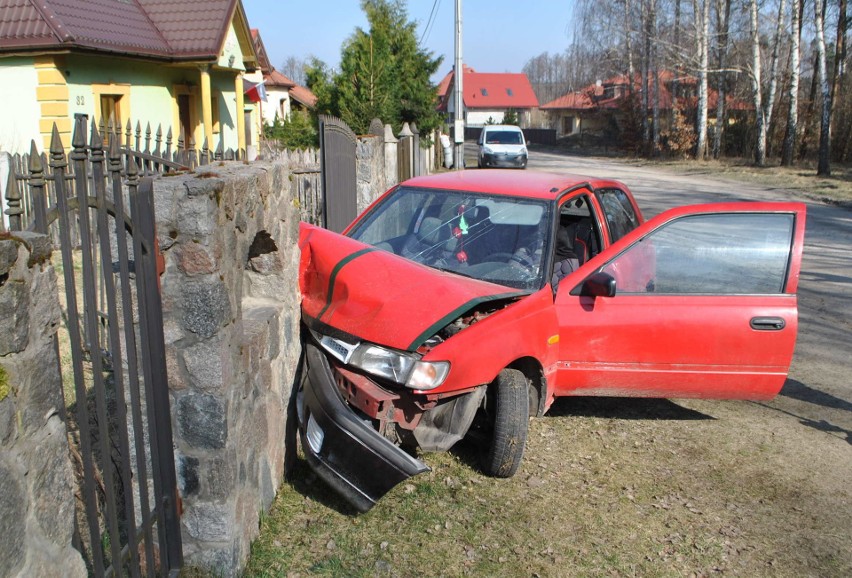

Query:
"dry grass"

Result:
[[240, 395, 851, 577], [622, 156, 852, 204]]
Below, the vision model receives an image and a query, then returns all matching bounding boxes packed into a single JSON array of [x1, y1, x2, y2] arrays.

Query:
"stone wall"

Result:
[[153, 161, 302, 576], [0, 232, 86, 577]]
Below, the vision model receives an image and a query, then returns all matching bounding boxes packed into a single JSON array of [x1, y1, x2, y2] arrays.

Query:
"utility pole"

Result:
[[453, 0, 465, 169]]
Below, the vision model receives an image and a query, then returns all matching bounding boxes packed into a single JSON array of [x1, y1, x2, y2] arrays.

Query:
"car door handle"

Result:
[[750, 317, 786, 331]]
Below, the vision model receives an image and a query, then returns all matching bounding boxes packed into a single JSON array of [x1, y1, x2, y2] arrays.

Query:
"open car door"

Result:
[[553, 202, 806, 400]]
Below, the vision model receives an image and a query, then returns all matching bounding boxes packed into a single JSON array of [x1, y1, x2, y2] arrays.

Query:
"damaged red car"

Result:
[[297, 170, 806, 512]]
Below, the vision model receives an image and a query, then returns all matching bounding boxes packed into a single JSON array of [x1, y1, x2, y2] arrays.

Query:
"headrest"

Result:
[[417, 217, 448, 245]]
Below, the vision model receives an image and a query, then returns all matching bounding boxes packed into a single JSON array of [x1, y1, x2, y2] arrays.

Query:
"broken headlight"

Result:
[[313, 330, 449, 390], [350, 345, 449, 391]]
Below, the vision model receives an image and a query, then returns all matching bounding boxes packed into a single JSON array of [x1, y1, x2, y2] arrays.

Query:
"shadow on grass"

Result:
[[546, 396, 715, 421]]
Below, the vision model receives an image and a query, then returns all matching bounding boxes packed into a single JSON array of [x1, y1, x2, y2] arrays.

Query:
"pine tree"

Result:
[[335, 0, 443, 135]]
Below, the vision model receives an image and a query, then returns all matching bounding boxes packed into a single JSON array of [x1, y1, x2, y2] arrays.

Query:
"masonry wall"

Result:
[[0, 232, 86, 577], [152, 161, 302, 576]]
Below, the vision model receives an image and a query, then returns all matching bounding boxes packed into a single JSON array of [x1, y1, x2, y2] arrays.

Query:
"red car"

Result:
[[297, 170, 806, 512]]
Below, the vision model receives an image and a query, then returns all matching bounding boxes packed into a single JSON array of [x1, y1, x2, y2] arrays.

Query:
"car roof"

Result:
[[401, 170, 628, 201]]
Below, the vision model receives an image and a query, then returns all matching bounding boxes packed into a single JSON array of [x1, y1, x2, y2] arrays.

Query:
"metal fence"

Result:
[[3, 119, 182, 577]]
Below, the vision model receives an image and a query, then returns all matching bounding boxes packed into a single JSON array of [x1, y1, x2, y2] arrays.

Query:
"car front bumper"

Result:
[[297, 343, 430, 512], [480, 152, 527, 168]]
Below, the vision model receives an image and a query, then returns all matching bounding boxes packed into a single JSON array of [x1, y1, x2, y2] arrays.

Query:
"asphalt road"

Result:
[[466, 143, 852, 441]]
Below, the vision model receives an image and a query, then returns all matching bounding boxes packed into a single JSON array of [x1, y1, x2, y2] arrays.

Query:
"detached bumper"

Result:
[[297, 344, 429, 512], [481, 153, 527, 168]]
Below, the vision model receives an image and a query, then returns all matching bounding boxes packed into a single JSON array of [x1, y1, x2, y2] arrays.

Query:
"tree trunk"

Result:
[[651, 0, 660, 154], [713, 0, 732, 159], [694, 0, 710, 160], [781, 0, 802, 166], [749, 0, 766, 166], [641, 0, 651, 153], [800, 0, 827, 160], [815, 0, 831, 176], [829, 0, 847, 162], [671, 0, 682, 129], [764, 0, 787, 157]]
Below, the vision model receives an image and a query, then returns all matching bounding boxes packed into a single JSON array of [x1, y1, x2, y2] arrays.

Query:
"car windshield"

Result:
[[485, 131, 523, 145], [347, 186, 553, 291]]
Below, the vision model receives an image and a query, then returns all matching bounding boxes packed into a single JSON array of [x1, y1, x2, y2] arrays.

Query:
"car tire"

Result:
[[483, 368, 529, 478]]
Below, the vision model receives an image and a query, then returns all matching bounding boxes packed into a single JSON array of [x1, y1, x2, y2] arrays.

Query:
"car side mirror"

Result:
[[579, 272, 616, 297]]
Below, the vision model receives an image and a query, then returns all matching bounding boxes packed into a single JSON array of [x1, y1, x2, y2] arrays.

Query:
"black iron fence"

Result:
[[3, 118, 182, 577]]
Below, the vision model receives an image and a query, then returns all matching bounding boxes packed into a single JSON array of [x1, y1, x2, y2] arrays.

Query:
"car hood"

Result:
[[299, 224, 523, 352]]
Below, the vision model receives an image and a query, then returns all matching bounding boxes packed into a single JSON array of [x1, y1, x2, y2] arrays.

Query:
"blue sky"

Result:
[[242, 0, 577, 82]]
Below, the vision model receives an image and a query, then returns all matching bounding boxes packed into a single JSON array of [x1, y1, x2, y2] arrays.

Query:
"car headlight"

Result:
[[520, 147, 528, 155], [482, 146, 494, 154], [351, 345, 450, 390], [314, 332, 450, 390]]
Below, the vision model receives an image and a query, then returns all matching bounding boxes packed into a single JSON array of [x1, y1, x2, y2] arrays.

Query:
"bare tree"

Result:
[[280, 56, 308, 86], [712, 0, 732, 158], [694, 0, 711, 159], [748, 0, 767, 166], [781, 0, 803, 166], [815, 0, 832, 175], [764, 0, 788, 156]]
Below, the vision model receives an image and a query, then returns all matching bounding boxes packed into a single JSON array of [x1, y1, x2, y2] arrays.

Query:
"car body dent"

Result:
[[300, 223, 524, 352]]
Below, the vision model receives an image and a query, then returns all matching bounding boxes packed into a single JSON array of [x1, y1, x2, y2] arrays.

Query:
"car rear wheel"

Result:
[[483, 368, 529, 477]]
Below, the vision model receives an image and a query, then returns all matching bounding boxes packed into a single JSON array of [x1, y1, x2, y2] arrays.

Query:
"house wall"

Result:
[[1, 54, 243, 154], [263, 88, 291, 125], [0, 57, 41, 155]]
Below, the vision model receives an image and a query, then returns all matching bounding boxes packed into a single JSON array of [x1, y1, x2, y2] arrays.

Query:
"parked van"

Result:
[[477, 124, 528, 169]]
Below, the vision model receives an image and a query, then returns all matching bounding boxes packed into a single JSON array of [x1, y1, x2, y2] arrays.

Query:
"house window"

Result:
[[506, 88, 514, 96], [563, 116, 575, 134], [480, 88, 488, 96]]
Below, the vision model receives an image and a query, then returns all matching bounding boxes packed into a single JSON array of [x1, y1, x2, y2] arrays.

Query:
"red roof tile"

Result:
[[289, 84, 316, 108], [438, 68, 538, 110], [0, 0, 243, 60], [265, 69, 295, 88]]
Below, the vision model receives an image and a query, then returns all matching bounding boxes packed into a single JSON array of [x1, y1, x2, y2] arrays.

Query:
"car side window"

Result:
[[600, 213, 795, 295], [597, 188, 640, 243]]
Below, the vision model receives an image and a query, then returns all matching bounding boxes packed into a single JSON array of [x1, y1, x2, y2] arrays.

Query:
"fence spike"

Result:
[[72, 115, 87, 153], [165, 126, 173, 157], [4, 150, 22, 231], [215, 137, 224, 160], [49, 124, 67, 162], [154, 124, 163, 157], [144, 122, 152, 155], [125, 119, 132, 149], [90, 120, 104, 152], [108, 124, 121, 167], [135, 120, 142, 152]]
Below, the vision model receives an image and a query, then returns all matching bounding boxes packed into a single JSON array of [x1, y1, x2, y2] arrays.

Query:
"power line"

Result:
[[420, 0, 442, 45]]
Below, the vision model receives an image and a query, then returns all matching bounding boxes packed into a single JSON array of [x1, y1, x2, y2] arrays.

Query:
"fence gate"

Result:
[[4, 118, 182, 576], [318, 115, 357, 232]]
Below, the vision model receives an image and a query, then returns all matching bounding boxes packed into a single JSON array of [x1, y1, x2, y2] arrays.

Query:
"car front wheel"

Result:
[[482, 368, 529, 477]]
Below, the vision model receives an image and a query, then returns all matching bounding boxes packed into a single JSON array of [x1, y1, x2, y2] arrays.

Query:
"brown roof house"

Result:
[[541, 71, 751, 140], [0, 0, 259, 155]]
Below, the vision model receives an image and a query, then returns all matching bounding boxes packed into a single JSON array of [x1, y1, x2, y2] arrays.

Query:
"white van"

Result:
[[477, 124, 528, 169]]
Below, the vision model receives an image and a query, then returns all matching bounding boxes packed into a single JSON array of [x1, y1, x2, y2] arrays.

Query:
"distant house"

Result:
[[437, 66, 539, 128], [248, 29, 316, 129], [0, 0, 259, 155], [541, 71, 751, 139]]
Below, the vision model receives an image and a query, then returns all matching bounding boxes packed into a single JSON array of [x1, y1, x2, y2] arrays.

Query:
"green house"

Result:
[[0, 0, 259, 154]]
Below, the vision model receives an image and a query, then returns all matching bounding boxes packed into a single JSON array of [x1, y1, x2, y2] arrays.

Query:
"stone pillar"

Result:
[[0, 232, 86, 578], [356, 134, 386, 213], [152, 161, 301, 577], [383, 124, 399, 188]]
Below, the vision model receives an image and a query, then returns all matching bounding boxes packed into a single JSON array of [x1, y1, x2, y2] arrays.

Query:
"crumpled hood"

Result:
[[299, 223, 522, 352]]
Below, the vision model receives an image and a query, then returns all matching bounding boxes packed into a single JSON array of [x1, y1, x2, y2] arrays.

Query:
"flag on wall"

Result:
[[243, 79, 267, 103]]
